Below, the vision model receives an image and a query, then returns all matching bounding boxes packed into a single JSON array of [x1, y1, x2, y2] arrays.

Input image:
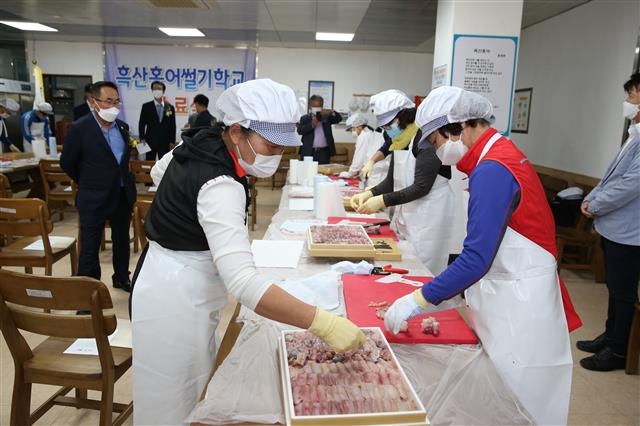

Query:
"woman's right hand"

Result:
[[350, 190, 373, 210], [308, 308, 366, 353]]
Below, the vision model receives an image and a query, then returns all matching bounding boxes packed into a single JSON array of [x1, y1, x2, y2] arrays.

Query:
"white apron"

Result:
[[367, 156, 390, 188], [132, 241, 228, 425], [23, 120, 45, 153], [390, 143, 456, 275], [465, 134, 572, 426]]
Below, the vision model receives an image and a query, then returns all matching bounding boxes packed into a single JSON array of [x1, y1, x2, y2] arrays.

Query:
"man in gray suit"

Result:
[[576, 73, 640, 371]]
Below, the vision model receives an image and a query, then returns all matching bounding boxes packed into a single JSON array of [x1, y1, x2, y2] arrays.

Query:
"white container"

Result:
[[48, 136, 57, 157], [32, 137, 47, 159]]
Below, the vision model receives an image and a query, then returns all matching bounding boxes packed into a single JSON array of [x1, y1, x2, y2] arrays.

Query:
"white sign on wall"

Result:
[[104, 44, 256, 139], [432, 64, 448, 89], [451, 35, 518, 135]]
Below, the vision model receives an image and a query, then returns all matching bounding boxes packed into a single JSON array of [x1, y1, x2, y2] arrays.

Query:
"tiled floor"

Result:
[[1, 186, 638, 425]]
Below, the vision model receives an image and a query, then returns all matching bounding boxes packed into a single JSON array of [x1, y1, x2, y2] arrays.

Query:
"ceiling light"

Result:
[[315, 32, 354, 42], [0, 21, 58, 32], [158, 27, 205, 37]]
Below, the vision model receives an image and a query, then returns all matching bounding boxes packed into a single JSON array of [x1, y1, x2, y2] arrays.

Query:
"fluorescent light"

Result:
[[0, 21, 58, 32], [158, 27, 205, 37], [315, 32, 354, 42]]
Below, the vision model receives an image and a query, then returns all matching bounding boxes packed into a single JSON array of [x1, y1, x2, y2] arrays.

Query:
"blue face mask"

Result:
[[386, 123, 402, 139]]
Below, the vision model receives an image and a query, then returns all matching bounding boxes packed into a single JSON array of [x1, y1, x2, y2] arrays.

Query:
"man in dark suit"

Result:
[[192, 94, 216, 128], [297, 95, 342, 164], [138, 81, 176, 160], [61, 81, 136, 291], [73, 83, 92, 121]]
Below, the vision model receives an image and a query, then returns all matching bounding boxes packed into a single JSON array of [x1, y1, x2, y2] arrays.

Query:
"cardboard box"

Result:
[[279, 328, 428, 425]]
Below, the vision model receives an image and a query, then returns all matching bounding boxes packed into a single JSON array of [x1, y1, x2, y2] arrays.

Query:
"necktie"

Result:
[[156, 103, 162, 121]]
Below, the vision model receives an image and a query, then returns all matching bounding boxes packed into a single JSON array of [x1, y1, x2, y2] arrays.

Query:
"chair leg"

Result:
[[75, 387, 87, 401], [11, 373, 32, 426], [45, 263, 52, 276], [626, 303, 640, 375], [70, 245, 78, 276], [25, 267, 33, 274], [593, 238, 605, 283], [99, 380, 114, 426]]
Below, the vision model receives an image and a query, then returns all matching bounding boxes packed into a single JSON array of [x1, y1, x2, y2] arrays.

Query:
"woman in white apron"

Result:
[[344, 112, 389, 188], [351, 90, 456, 275], [131, 79, 365, 426], [384, 87, 574, 426], [19, 103, 53, 153]]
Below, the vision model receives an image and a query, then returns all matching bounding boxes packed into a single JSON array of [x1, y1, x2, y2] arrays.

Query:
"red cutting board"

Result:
[[342, 274, 478, 344], [328, 175, 360, 187], [327, 216, 398, 241]]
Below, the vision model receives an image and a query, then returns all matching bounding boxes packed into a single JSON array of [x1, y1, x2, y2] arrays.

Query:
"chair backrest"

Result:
[[130, 160, 156, 184], [330, 146, 349, 164], [133, 200, 152, 248], [0, 198, 53, 245], [0, 174, 12, 198], [39, 159, 76, 196], [0, 269, 117, 368]]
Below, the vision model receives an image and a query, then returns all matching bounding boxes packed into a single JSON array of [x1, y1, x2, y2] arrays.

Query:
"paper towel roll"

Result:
[[289, 159, 299, 184], [32, 138, 47, 159], [297, 161, 307, 185], [313, 174, 330, 214], [303, 156, 313, 162], [315, 182, 346, 219], [306, 161, 318, 187]]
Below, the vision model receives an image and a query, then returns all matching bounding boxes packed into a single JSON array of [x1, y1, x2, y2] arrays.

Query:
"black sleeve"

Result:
[[328, 110, 342, 124], [168, 104, 176, 144], [381, 144, 443, 207], [138, 104, 147, 139], [370, 152, 395, 196], [297, 114, 313, 135], [60, 122, 81, 182], [377, 132, 392, 157]]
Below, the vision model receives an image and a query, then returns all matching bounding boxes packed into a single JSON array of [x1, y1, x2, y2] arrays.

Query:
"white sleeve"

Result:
[[196, 176, 271, 310], [150, 141, 182, 186], [348, 135, 367, 174]]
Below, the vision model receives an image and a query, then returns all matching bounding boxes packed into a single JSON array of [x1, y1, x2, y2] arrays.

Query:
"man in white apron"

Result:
[[351, 90, 456, 275], [19, 102, 53, 152], [385, 87, 578, 426]]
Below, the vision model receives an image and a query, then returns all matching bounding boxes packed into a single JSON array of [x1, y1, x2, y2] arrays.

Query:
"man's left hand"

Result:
[[581, 201, 594, 218]]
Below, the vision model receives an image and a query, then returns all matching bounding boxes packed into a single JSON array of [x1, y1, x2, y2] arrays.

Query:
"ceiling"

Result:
[[0, 0, 591, 53]]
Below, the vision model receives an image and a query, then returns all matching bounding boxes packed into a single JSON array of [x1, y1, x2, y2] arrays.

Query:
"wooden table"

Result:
[[0, 153, 45, 199]]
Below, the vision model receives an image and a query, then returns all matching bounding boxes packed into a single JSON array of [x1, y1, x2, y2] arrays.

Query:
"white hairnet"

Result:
[[345, 112, 368, 130], [369, 89, 415, 126], [0, 98, 20, 112], [36, 102, 53, 114], [416, 86, 495, 148], [215, 79, 301, 146]]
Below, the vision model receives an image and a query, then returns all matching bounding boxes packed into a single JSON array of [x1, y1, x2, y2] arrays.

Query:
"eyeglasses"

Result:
[[94, 98, 121, 107]]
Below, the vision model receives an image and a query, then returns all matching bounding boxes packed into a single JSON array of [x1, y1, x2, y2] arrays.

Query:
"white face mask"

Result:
[[351, 130, 359, 137], [436, 138, 468, 165], [0, 112, 10, 119], [96, 105, 120, 122], [236, 138, 282, 178], [623, 101, 639, 120], [152, 90, 164, 100], [310, 107, 321, 114]]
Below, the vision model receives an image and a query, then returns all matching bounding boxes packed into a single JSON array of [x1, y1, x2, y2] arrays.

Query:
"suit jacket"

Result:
[[60, 113, 136, 225], [73, 103, 91, 121], [585, 133, 640, 246], [138, 101, 176, 151], [297, 111, 342, 157]]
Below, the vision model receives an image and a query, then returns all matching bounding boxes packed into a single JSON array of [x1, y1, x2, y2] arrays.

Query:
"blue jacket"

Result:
[[19, 110, 51, 142], [585, 131, 640, 246]]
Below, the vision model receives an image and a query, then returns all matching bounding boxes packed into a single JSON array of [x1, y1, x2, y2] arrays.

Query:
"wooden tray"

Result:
[[372, 237, 402, 261], [318, 163, 349, 175], [279, 327, 428, 426], [307, 224, 375, 259]]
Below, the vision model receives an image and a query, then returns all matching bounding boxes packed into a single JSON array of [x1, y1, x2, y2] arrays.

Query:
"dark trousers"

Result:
[[145, 144, 169, 161], [78, 191, 132, 283], [601, 236, 640, 355], [312, 147, 331, 165]]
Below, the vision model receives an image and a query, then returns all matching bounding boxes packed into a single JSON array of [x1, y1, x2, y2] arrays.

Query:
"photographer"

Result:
[[297, 95, 342, 164]]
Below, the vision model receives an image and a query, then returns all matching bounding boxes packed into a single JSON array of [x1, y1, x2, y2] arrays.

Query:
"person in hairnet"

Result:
[[344, 112, 388, 187], [130, 79, 365, 426], [358, 89, 418, 180], [19, 102, 53, 152], [384, 86, 580, 426], [0, 98, 20, 153], [351, 89, 456, 275]]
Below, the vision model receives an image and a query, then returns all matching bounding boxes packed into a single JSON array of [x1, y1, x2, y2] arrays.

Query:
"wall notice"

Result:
[[451, 35, 518, 135], [432, 64, 448, 89]]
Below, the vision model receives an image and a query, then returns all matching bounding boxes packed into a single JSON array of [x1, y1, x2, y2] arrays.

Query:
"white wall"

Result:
[[25, 40, 104, 82], [257, 46, 433, 121], [512, 0, 638, 178]]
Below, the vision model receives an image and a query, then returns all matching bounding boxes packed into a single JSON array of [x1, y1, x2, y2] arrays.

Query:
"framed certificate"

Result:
[[308, 80, 335, 109], [511, 88, 532, 133]]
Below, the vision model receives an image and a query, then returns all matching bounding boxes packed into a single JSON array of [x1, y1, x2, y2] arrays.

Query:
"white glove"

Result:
[[384, 289, 430, 334]]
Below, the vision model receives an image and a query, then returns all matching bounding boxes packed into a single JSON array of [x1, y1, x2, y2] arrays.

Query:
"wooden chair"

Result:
[[129, 160, 156, 201], [0, 198, 77, 276], [39, 159, 76, 221], [627, 303, 640, 375], [0, 269, 133, 425], [0, 173, 13, 198], [537, 172, 568, 202], [133, 200, 152, 252], [271, 147, 298, 189], [556, 215, 604, 283], [248, 176, 257, 231]]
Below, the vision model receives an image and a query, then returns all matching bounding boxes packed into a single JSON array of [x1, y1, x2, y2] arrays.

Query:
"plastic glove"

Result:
[[308, 308, 366, 353], [360, 160, 375, 179], [357, 195, 385, 214], [350, 190, 372, 210], [384, 289, 430, 334]]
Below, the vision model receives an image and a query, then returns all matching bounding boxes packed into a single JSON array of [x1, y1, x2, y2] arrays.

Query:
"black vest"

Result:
[[145, 126, 249, 251]]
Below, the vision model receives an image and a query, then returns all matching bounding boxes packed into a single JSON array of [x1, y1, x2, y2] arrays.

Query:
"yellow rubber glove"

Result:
[[308, 308, 366, 353], [359, 159, 375, 179], [357, 194, 385, 214], [350, 190, 372, 210]]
